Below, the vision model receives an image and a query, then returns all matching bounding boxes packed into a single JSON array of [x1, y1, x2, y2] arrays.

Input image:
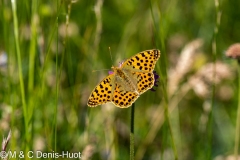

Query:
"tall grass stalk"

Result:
[[208, 0, 221, 159], [52, 0, 64, 154], [37, 8, 59, 152], [53, 8, 59, 158], [150, 1, 178, 159], [28, 0, 37, 93], [161, 78, 178, 160], [11, 0, 29, 151], [235, 61, 240, 160], [27, 0, 38, 147]]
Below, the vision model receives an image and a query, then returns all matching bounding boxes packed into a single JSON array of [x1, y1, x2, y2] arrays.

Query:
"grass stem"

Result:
[[11, 0, 29, 151], [234, 61, 240, 159]]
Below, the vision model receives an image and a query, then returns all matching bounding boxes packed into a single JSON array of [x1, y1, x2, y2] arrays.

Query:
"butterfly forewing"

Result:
[[122, 49, 160, 72], [87, 75, 115, 107]]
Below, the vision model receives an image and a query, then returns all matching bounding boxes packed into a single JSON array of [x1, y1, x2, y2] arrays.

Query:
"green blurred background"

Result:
[[0, 0, 240, 159]]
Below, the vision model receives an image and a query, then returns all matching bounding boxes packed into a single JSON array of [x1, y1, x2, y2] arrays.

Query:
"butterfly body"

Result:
[[88, 49, 160, 108], [113, 67, 139, 93]]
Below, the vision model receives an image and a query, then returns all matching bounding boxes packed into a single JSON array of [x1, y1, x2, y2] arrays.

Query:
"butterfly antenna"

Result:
[[108, 47, 113, 63], [92, 47, 114, 73], [92, 69, 109, 72]]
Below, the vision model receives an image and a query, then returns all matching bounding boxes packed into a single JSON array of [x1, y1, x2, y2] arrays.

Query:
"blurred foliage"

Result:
[[0, 0, 240, 159]]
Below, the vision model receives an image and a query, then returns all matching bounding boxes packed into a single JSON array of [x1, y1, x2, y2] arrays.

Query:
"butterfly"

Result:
[[87, 49, 160, 108]]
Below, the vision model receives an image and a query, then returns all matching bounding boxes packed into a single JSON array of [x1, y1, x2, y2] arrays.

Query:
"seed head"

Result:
[[225, 43, 240, 60]]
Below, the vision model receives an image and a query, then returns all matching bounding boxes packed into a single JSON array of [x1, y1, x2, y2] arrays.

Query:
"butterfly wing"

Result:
[[134, 72, 154, 94], [112, 84, 139, 108], [121, 49, 160, 72], [87, 74, 115, 107]]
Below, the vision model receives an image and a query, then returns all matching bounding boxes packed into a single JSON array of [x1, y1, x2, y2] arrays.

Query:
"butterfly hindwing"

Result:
[[112, 84, 139, 108], [134, 72, 154, 94]]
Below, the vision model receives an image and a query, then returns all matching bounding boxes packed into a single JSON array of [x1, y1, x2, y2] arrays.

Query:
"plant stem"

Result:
[[130, 103, 135, 160], [11, 0, 29, 151], [234, 60, 240, 159]]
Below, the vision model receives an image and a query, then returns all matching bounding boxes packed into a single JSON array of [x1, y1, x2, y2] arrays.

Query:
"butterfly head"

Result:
[[109, 66, 118, 75], [118, 61, 124, 67]]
